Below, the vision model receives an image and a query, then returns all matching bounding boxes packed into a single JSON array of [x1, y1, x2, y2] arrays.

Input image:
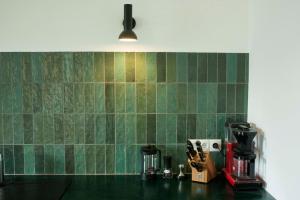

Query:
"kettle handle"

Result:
[[157, 149, 161, 171]]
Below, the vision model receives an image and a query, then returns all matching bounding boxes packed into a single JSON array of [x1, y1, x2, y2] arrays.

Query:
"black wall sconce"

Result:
[[118, 4, 137, 41]]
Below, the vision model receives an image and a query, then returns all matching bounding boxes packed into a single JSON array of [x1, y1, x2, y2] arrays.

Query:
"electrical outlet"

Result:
[[209, 139, 222, 152]]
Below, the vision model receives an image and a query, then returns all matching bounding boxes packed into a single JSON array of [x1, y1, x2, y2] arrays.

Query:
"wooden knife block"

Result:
[[188, 152, 217, 183]]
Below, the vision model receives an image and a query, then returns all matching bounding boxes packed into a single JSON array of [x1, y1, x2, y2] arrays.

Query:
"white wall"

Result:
[[249, 0, 300, 199], [0, 0, 248, 52]]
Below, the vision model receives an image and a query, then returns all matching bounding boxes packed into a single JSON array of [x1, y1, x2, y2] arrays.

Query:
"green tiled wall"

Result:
[[0, 52, 248, 175]]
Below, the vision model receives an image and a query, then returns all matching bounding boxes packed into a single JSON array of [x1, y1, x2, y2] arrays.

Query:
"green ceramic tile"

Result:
[[64, 83, 74, 113], [146, 53, 157, 82], [32, 84, 43, 113], [105, 83, 115, 113], [44, 145, 54, 174], [12, 53, 24, 84], [245, 54, 249, 83], [147, 83, 156, 113], [63, 53, 74, 82], [51, 53, 64, 82], [30, 53, 43, 83], [74, 83, 84, 113], [43, 114, 54, 144], [83, 52, 94, 82], [95, 83, 105, 113], [177, 114, 187, 143], [106, 145, 115, 174], [177, 84, 187, 113], [75, 145, 86, 174], [207, 53, 218, 82], [157, 52, 166, 82], [96, 114, 106, 144], [207, 83, 218, 113], [54, 145, 65, 174], [24, 145, 35, 174], [116, 144, 126, 174], [14, 145, 24, 174], [106, 114, 115, 144], [94, 52, 105, 82], [136, 83, 146, 113], [198, 53, 207, 82], [0, 115, 2, 144], [85, 114, 95, 144], [226, 84, 236, 113], [176, 53, 188, 82], [126, 114, 136, 144], [196, 114, 207, 138], [187, 83, 197, 113], [65, 145, 74, 174], [156, 114, 166, 145], [33, 113, 44, 144], [115, 114, 125, 144], [74, 114, 85, 144], [114, 52, 125, 82], [126, 145, 136, 173], [135, 145, 142, 173], [3, 114, 13, 144], [42, 83, 52, 113], [166, 145, 177, 170], [236, 84, 248, 113], [96, 145, 105, 174], [166, 114, 177, 144], [197, 84, 208, 113], [85, 83, 95, 113], [2, 84, 13, 113], [34, 145, 44, 174], [187, 114, 196, 139], [206, 114, 217, 138], [218, 53, 226, 82], [126, 83, 136, 113], [4, 145, 14, 174], [167, 53, 176, 82], [136, 114, 146, 144], [54, 114, 64, 144], [22, 83, 32, 113], [236, 114, 247, 122], [157, 84, 166, 113], [125, 52, 135, 82], [21, 53, 32, 82], [12, 83, 23, 113], [226, 114, 237, 123], [23, 114, 33, 144], [217, 84, 226, 113], [115, 83, 125, 113], [13, 114, 24, 144], [147, 114, 156, 144], [85, 145, 96, 174], [217, 114, 226, 140], [226, 54, 237, 83], [188, 53, 197, 82], [52, 83, 63, 113], [135, 52, 146, 82], [105, 52, 115, 82], [73, 53, 85, 82], [237, 54, 246, 83], [167, 84, 177, 113], [0, 53, 12, 83], [64, 114, 75, 144]]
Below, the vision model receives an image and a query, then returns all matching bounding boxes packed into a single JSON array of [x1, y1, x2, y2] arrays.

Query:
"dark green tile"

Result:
[[65, 145, 75, 174], [31, 53, 44, 83], [106, 145, 115, 174], [13, 114, 24, 144], [226, 114, 237, 123], [177, 84, 187, 113], [126, 145, 136, 173], [85, 83, 95, 113], [114, 52, 125, 82], [46, 53, 63, 82], [207, 114, 217, 138], [137, 114, 147, 144], [245, 54, 249, 83], [218, 53, 226, 82], [33, 113, 44, 144], [207, 53, 218, 82], [12, 83, 23, 113], [156, 114, 166, 145], [237, 54, 246, 83], [96, 114, 106, 144], [44, 114, 54, 144], [85, 114, 95, 144], [167, 53, 176, 82], [24, 145, 35, 174], [116, 144, 126, 174], [217, 84, 227, 113], [22, 83, 32, 113], [236, 84, 248, 113], [63, 53, 74, 82], [187, 114, 196, 139], [167, 84, 177, 113], [64, 114, 75, 144], [187, 83, 197, 113], [147, 114, 156, 144], [0, 53, 12, 83], [4, 145, 14, 174], [85, 145, 96, 174], [135, 145, 142, 173], [95, 83, 105, 113], [136, 83, 146, 113], [176, 53, 188, 82], [126, 114, 136, 144], [217, 114, 226, 140], [188, 53, 197, 82], [0, 115, 2, 144], [116, 83, 125, 113], [147, 83, 156, 113], [146, 53, 157, 82], [83, 52, 94, 82], [227, 84, 236, 113], [3, 114, 13, 144], [75, 145, 86, 174], [54, 145, 65, 174], [236, 114, 247, 122], [96, 145, 105, 174], [177, 114, 187, 143], [34, 145, 44, 174], [94, 52, 105, 82], [115, 114, 125, 144], [64, 83, 74, 113], [196, 114, 207, 138], [44, 145, 54, 174], [2, 84, 12, 113], [198, 53, 207, 82], [166, 114, 176, 144], [177, 144, 187, 170], [125, 52, 135, 82], [21, 53, 32, 82], [54, 114, 64, 144], [73, 53, 85, 82], [226, 54, 237, 83], [157, 84, 166, 113], [207, 83, 218, 113], [105, 52, 114, 82], [14, 145, 24, 174], [166, 145, 177, 170], [42, 84, 52, 113], [74, 84, 85, 113], [157, 52, 166, 82], [136, 52, 146, 82], [52, 83, 64, 113], [197, 83, 208, 113], [105, 83, 115, 113], [126, 83, 135, 113], [23, 114, 33, 144], [106, 114, 115, 144], [74, 114, 85, 144]]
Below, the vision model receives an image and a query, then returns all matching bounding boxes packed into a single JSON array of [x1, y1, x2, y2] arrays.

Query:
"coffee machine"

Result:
[[223, 122, 262, 190], [140, 145, 161, 180]]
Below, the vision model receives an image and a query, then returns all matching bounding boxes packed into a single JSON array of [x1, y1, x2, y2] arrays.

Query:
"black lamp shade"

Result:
[[119, 4, 137, 41]]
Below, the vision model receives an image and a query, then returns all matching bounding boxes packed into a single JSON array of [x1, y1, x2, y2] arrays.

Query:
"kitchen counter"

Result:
[[0, 175, 275, 200]]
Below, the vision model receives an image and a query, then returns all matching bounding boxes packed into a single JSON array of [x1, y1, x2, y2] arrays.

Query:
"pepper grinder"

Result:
[[177, 164, 185, 180]]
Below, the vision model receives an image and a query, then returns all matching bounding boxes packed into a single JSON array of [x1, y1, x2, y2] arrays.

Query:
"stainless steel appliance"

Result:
[[140, 145, 161, 180]]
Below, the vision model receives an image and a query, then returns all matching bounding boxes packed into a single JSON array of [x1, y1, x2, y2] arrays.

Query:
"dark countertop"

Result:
[[0, 175, 275, 200]]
